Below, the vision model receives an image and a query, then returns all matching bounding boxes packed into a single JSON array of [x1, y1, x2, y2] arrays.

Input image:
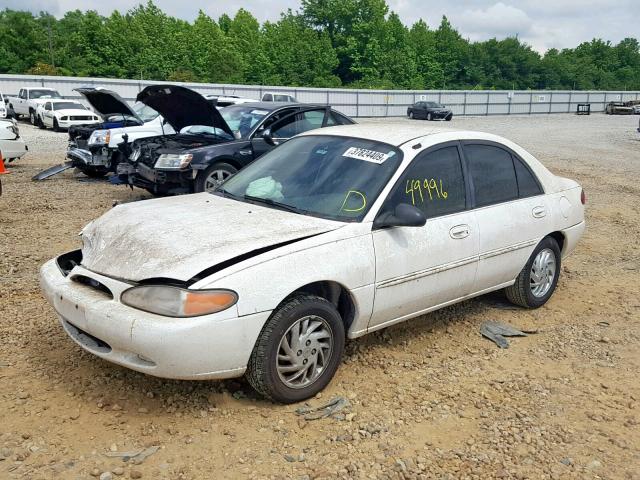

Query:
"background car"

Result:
[[40, 124, 585, 403], [123, 98, 355, 195], [604, 102, 633, 114], [205, 94, 257, 108], [36, 99, 100, 131], [6, 87, 63, 124], [0, 118, 27, 163], [632, 104, 640, 114], [407, 101, 453, 121], [262, 92, 297, 102]]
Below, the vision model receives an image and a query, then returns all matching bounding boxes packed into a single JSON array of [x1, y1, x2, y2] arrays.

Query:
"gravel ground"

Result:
[[1, 114, 639, 480]]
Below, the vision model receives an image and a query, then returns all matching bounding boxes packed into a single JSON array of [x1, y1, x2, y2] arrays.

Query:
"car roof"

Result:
[[297, 124, 462, 146], [222, 101, 312, 111]]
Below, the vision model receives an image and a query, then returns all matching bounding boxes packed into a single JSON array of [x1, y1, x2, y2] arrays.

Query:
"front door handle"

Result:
[[532, 206, 546, 218], [450, 224, 470, 239]]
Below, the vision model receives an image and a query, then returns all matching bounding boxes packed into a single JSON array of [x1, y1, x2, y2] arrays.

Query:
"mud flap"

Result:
[[32, 161, 74, 181]]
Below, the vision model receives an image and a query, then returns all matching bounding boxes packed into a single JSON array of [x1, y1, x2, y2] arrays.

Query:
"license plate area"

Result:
[[54, 294, 87, 327]]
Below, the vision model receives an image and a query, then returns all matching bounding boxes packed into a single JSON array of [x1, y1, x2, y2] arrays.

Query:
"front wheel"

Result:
[[37, 116, 46, 129], [53, 118, 60, 132], [408, 111, 414, 119], [505, 236, 561, 308], [29, 110, 36, 125], [246, 294, 345, 404], [194, 162, 238, 193], [427, 112, 432, 121], [445, 114, 453, 121]]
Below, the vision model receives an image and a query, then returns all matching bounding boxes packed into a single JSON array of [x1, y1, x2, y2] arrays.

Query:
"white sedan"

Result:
[[36, 100, 100, 131], [40, 124, 585, 403], [0, 118, 27, 162]]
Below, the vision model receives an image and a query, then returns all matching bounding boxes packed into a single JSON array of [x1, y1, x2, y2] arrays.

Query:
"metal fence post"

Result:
[[529, 92, 533, 115], [463, 91, 467, 116], [549, 91, 553, 114], [568, 91, 572, 113], [486, 92, 490, 116], [356, 90, 360, 118]]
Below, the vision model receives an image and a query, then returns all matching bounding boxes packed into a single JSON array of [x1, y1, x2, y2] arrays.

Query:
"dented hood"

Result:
[[80, 193, 343, 282], [74, 87, 140, 119], [136, 85, 234, 136]]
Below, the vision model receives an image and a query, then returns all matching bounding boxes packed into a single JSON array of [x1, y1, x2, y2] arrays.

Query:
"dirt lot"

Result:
[[1, 114, 639, 480]]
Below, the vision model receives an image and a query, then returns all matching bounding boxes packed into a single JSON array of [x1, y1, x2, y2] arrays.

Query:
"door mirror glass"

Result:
[[374, 203, 426, 229]]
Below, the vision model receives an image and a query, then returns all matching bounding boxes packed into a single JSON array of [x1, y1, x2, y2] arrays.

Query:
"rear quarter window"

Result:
[[513, 157, 543, 197]]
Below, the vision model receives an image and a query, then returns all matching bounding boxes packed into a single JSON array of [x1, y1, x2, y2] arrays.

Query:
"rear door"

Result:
[[460, 142, 551, 291]]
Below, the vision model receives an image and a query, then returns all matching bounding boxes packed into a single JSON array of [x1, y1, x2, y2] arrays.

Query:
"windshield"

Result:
[[220, 105, 269, 137], [53, 102, 85, 110], [219, 135, 403, 222], [132, 103, 159, 122], [31, 89, 62, 99], [426, 102, 444, 108]]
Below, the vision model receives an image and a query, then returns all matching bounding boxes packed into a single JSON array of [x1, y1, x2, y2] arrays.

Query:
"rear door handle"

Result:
[[450, 224, 470, 239], [532, 206, 546, 218]]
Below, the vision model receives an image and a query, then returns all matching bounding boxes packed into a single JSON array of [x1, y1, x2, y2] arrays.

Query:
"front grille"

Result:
[[70, 274, 114, 299], [70, 116, 93, 121], [63, 320, 112, 353]]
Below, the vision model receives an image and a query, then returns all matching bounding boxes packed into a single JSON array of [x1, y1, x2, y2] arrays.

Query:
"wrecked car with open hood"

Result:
[[40, 124, 585, 403], [118, 98, 355, 195], [65, 87, 170, 178]]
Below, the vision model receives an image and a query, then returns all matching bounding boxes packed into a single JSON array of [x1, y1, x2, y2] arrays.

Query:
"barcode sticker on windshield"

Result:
[[343, 147, 390, 164], [250, 110, 269, 115]]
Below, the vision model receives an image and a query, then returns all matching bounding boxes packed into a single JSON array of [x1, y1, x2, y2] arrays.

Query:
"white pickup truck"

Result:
[[7, 87, 63, 124]]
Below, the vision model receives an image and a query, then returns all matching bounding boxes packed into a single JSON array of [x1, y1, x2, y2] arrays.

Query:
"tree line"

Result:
[[1, 0, 639, 91]]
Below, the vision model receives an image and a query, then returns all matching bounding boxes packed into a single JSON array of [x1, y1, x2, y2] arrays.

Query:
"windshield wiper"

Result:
[[242, 194, 310, 215]]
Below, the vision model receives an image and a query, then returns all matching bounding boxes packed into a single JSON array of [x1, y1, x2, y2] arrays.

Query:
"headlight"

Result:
[[129, 148, 141, 162], [88, 129, 110, 145], [121, 286, 238, 317], [154, 153, 193, 170]]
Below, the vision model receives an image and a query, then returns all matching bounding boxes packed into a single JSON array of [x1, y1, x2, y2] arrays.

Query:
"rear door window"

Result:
[[463, 144, 518, 207]]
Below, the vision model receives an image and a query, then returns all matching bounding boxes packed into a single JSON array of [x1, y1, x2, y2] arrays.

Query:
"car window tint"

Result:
[[513, 156, 543, 197], [464, 144, 518, 207], [271, 110, 325, 138], [385, 146, 466, 218]]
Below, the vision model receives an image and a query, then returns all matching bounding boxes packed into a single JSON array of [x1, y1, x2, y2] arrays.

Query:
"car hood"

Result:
[[75, 87, 140, 120], [80, 193, 343, 282], [136, 85, 234, 137]]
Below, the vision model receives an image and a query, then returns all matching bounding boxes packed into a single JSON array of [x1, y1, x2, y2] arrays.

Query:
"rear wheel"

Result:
[[195, 162, 238, 193], [505, 236, 561, 308], [427, 112, 432, 121], [409, 111, 414, 119], [246, 294, 345, 403]]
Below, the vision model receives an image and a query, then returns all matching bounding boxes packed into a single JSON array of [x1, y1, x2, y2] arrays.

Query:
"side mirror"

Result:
[[262, 128, 278, 146], [373, 203, 426, 229]]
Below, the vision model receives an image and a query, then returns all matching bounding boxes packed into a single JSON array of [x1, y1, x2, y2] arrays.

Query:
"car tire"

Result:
[[29, 110, 36, 125], [53, 118, 60, 132], [409, 111, 414, 119], [37, 116, 46, 129], [195, 162, 238, 193], [246, 294, 345, 404], [446, 114, 453, 121], [505, 236, 561, 309], [427, 113, 432, 121]]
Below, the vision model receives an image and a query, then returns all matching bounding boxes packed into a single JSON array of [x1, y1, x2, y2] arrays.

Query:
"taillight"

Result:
[[580, 189, 586, 205]]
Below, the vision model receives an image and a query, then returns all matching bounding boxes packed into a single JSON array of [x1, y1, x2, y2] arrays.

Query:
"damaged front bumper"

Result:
[[67, 147, 111, 168], [40, 255, 270, 380]]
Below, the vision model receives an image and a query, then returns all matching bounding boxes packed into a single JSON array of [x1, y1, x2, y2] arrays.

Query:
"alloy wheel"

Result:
[[204, 169, 232, 192]]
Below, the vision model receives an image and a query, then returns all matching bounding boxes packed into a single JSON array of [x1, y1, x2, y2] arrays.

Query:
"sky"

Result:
[[5, 0, 639, 53]]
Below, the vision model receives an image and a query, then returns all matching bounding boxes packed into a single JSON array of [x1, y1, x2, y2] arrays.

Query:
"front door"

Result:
[[369, 143, 479, 330]]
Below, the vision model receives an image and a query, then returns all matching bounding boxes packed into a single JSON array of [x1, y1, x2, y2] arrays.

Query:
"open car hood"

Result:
[[80, 193, 342, 282], [74, 87, 140, 120], [136, 85, 234, 137]]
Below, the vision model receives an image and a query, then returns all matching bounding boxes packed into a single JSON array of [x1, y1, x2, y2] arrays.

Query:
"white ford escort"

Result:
[[40, 124, 585, 403]]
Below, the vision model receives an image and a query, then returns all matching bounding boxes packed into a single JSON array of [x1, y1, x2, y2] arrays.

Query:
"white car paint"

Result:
[[7, 87, 63, 122], [0, 119, 27, 161], [40, 124, 585, 383], [0, 92, 8, 119], [36, 100, 101, 130]]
